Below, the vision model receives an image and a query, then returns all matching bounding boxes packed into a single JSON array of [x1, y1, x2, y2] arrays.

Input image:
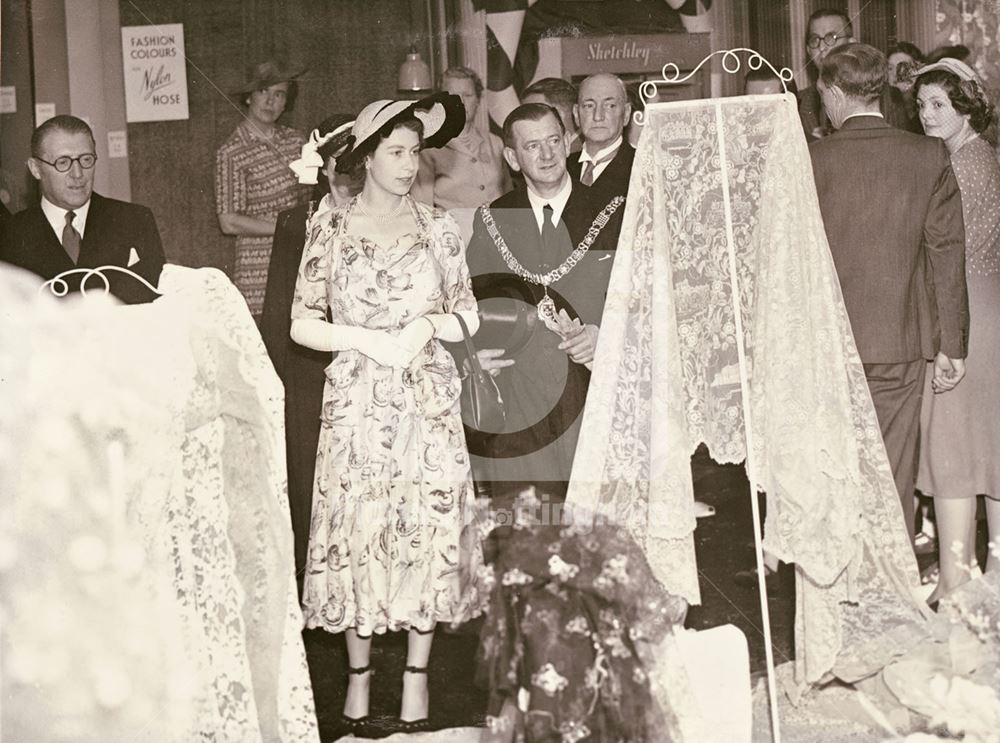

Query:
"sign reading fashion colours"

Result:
[[121, 24, 189, 122]]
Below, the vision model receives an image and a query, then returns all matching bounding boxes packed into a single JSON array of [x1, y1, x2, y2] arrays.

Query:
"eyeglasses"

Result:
[[35, 153, 98, 173], [807, 32, 849, 50]]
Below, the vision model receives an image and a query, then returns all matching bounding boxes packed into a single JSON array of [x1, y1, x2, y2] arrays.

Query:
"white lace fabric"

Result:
[[0, 264, 319, 742], [568, 94, 927, 687]]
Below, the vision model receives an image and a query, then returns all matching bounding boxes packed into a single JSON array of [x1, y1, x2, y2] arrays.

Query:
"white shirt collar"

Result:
[[577, 135, 622, 184], [526, 174, 572, 231], [41, 195, 91, 240], [578, 135, 623, 164], [843, 112, 885, 122]]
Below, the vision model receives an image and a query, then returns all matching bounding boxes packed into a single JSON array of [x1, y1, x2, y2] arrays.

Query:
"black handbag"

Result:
[[456, 313, 506, 432]]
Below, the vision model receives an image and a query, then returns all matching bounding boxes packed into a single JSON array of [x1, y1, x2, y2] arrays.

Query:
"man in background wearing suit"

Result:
[[568, 73, 635, 201], [466, 103, 627, 504], [522, 77, 581, 154], [810, 44, 969, 544], [1, 115, 164, 304], [799, 8, 919, 140]]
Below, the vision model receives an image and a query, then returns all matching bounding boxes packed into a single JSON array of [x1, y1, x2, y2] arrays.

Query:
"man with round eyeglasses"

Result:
[[800, 9, 856, 139], [1, 114, 165, 303], [806, 13, 853, 62], [798, 8, 919, 140]]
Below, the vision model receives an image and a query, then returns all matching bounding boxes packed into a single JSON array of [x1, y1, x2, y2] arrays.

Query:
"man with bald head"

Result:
[[568, 73, 634, 203]]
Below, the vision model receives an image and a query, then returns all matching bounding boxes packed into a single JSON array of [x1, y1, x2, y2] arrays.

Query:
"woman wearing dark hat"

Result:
[[260, 114, 360, 598], [215, 60, 308, 319], [289, 92, 487, 733]]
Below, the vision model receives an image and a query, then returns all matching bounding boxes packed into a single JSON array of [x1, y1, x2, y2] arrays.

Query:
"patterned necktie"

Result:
[[580, 148, 618, 186], [62, 210, 81, 263]]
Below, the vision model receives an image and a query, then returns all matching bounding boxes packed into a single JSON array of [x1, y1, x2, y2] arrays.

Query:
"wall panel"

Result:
[[120, 0, 415, 272], [0, 0, 36, 212]]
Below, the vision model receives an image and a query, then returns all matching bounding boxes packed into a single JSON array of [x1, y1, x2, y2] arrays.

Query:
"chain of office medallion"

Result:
[[481, 196, 625, 287]]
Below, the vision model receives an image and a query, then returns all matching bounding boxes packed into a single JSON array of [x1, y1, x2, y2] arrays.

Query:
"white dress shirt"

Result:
[[577, 135, 623, 183], [526, 174, 572, 232], [41, 196, 91, 241]]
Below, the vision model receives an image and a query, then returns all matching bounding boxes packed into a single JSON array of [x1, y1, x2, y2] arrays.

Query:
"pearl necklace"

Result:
[[355, 194, 408, 221]]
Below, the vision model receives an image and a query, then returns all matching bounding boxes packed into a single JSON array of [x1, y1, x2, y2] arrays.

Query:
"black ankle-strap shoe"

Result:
[[340, 664, 373, 735], [397, 666, 431, 732]]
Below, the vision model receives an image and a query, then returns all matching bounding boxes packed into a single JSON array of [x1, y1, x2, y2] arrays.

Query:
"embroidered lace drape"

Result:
[[0, 264, 319, 742], [567, 94, 930, 687]]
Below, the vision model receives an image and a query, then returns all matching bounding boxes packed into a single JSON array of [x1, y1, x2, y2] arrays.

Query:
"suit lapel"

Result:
[[25, 205, 76, 275], [79, 193, 110, 267], [579, 143, 631, 190], [561, 188, 590, 246], [601, 144, 633, 190], [495, 188, 546, 272]]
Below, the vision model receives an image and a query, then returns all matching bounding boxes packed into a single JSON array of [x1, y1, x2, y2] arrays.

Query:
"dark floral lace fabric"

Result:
[[476, 494, 688, 742]]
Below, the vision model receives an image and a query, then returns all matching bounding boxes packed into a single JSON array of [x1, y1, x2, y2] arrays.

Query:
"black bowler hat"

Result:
[[471, 274, 539, 358]]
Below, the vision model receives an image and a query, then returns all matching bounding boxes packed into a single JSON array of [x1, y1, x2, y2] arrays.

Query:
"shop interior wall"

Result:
[[0, 0, 37, 214], [119, 0, 418, 273]]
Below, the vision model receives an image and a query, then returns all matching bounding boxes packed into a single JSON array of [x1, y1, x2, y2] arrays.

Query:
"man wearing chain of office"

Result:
[[464, 101, 627, 510]]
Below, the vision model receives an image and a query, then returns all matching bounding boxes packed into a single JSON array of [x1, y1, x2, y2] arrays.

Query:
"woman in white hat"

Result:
[[290, 92, 486, 734]]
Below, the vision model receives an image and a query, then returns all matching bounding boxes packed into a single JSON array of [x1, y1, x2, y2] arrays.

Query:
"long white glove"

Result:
[[392, 316, 436, 361], [423, 310, 480, 342], [290, 318, 407, 367], [290, 317, 439, 368]]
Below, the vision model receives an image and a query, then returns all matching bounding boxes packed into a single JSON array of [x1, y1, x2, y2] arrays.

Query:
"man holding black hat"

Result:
[[465, 102, 626, 503]]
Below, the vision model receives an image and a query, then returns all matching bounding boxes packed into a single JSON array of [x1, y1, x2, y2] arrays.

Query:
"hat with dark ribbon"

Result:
[[289, 114, 356, 185], [334, 91, 465, 174]]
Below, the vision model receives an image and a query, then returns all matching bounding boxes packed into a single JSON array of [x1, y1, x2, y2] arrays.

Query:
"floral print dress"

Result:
[[292, 196, 486, 635]]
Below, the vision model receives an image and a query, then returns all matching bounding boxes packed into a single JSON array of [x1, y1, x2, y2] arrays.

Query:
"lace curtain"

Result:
[[568, 93, 930, 687], [0, 265, 319, 742]]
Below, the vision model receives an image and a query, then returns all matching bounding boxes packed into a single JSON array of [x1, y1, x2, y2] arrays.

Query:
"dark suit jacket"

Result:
[[0, 192, 165, 304], [809, 116, 968, 363], [465, 181, 625, 489], [567, 142, 635, 205], [260, 202, 330, 590], [799, 83, 921, 141]]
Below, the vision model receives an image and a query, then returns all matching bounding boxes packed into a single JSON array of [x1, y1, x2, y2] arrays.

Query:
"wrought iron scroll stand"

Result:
[[637, 48, 794, 743], [40, 265, 160, 299]]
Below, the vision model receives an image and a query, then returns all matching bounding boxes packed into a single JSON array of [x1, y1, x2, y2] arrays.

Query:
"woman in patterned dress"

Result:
[[914, 59, 1000, 603], [216, 60, 308, 320], [290, 93, 485, 733]]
